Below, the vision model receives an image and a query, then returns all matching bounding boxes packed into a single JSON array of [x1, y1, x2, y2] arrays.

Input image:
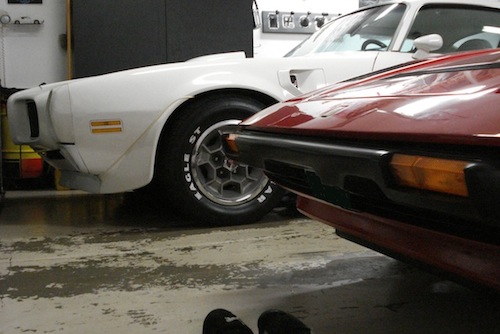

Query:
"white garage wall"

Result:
[[0, 0, 359, 88], [0, 0, 66, 88]]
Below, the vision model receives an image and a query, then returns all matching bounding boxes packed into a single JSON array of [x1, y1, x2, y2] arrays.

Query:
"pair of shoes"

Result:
[[258, 310, 311, 334], [203, 309, 253, 334], [203, 309, 311, 334]]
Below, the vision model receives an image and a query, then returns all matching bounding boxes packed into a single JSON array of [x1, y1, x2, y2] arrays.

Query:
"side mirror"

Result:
[[412, 34, 443, 59]]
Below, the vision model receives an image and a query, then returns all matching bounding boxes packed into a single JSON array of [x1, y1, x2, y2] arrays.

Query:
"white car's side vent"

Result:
[[26, 100, 39, 138]]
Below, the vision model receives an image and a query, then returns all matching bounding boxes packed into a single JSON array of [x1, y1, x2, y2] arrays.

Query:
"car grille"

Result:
[[264, 160, 313, 196], [26, 100, 39, 138]]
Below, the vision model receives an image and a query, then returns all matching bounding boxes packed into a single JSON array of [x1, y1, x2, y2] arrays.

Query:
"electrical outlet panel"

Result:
[[262, 11, 340, 34]]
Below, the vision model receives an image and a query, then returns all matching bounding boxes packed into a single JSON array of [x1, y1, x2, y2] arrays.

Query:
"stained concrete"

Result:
[[0, 191, 498, 333]]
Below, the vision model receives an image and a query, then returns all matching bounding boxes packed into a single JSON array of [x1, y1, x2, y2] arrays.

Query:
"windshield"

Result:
[[285, 3, 406, 57]]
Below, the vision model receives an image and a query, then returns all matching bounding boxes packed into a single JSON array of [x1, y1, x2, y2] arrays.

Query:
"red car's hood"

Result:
[[243, 51, 500, 146]]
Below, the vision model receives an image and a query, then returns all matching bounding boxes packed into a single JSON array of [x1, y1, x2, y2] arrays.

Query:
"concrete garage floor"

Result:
[[0, 191, 499, 334]]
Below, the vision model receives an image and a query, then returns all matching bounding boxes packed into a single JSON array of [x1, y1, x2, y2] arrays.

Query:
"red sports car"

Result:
[[224, 49, 500, 291]]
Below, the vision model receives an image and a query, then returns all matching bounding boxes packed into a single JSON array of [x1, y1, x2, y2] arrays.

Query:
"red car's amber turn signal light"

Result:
[[225, 133, 240, 153], [390, 154, 471, 197]]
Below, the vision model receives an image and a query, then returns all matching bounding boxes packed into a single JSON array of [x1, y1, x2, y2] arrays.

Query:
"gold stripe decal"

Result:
[[90, 120, 123, 134]]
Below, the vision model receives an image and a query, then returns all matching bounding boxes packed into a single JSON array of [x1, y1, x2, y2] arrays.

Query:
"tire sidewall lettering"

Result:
[[183, 142, 202, 201]]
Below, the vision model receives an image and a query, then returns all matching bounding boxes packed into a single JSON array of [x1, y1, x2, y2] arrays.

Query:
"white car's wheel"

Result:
[[155, 94, 283, 225]]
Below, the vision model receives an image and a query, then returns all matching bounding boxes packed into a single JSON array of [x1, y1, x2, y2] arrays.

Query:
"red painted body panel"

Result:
[[297, 195, 500, 290], [244, 50, 500, 147]]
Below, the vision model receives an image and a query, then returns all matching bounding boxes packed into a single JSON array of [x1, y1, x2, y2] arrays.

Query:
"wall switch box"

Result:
[[262, 11, 340, 34]]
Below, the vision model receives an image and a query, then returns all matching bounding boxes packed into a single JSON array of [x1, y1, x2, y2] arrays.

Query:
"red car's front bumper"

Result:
[[297, 195, 500, 291]]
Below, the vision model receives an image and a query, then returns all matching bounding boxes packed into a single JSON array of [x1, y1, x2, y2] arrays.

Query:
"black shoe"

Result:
[[203, 309, 254, 334], [257, 310, 311, 334]]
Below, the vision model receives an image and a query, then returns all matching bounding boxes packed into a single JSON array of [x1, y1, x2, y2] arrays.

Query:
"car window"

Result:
[[401, 5, 500, 53], [285, 3, 406, 57], [453, 32, 500, 51]]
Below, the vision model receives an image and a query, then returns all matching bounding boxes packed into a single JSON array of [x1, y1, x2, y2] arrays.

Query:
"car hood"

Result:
[[242, 56, 500, 146], [185, 51, 247, 63]]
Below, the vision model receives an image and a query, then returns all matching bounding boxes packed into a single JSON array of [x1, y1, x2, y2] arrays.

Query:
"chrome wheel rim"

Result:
[[191, 120, 269, 206]]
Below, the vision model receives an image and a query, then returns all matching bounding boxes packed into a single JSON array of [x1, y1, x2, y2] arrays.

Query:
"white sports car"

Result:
[[7, 0, 499, 225]]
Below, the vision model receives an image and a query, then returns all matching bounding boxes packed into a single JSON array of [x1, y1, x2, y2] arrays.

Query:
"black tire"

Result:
[[155, 94, 283, 226]]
